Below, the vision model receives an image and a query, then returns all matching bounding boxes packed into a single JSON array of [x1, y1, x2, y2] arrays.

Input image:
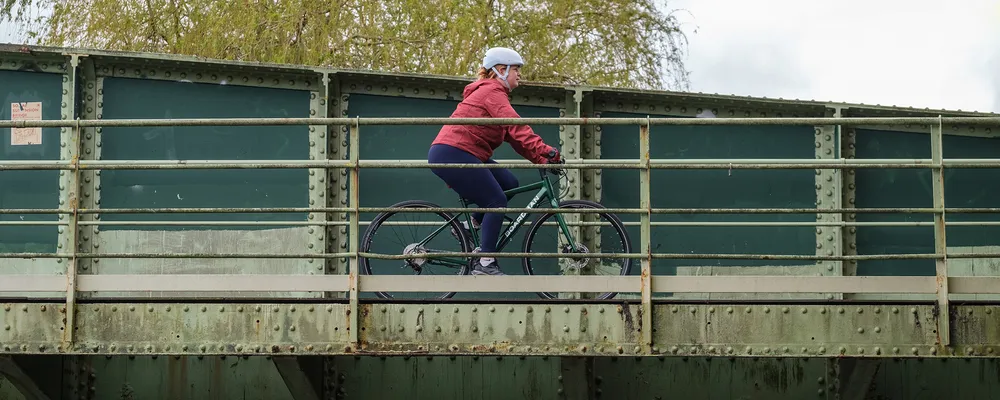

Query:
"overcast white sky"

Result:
[[3, 1, 999, 113], [668, 0, 1000, 113]]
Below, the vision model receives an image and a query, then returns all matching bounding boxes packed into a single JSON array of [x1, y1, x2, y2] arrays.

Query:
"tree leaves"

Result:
[[3, 0, 690, 90]]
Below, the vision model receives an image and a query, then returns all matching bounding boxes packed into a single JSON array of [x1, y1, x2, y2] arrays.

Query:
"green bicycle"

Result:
[[359, 151, 633, 300]]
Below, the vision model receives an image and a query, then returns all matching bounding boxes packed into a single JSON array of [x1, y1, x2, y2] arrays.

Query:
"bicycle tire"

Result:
[[520, 199, 633, 300], [360, 199, 473, 300]]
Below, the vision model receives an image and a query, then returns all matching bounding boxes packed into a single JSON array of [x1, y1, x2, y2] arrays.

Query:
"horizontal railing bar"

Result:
[[75, 221, 340, 226], [7, 251, 1000, 261], [0, 253, 352, 259], [46, 220, 987, 228], [76, 274, 349, 292], [15, 208, 1000, 215], [3, 159, 1000, 171], [359, 252, 950, 261], [361, 275, 634, 293], [10, 219, 1000, 228], [949, 277, 1000, 294], [0, 160, 354, 170], [0, 274, 998, 294], [0, 207, 977, 215], [0, 275, 66, 292], [650, 276, 936, 293], [3, 116, 1000, 128]]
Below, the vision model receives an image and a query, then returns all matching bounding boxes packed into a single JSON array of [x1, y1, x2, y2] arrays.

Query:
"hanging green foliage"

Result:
[[2, 0, 691, 90]]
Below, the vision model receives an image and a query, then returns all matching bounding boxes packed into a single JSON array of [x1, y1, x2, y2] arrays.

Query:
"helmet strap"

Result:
[[491, 65, 511, 90]]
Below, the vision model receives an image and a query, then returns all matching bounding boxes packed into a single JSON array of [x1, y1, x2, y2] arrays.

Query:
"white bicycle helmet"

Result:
[[482, 47, 524, 90]]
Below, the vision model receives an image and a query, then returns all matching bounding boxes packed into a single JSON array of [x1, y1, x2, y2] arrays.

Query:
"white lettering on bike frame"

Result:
[[503, 188, 546, 239]]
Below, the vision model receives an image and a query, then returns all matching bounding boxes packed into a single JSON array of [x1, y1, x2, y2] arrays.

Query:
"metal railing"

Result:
[[3, 115, 1000, 349]]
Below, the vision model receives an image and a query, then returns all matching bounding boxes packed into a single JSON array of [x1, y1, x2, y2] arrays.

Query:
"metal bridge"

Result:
[[1, 43, 999, 399]]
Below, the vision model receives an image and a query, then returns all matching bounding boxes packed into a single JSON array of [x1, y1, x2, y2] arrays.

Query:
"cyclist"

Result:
[[427, 47, 562, 276]]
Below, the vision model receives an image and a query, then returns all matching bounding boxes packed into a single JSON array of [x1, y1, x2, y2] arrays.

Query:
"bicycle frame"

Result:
[[417, 169, 577, 269]]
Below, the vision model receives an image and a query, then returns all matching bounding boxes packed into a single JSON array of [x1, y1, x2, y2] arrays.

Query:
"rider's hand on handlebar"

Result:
[[544, 147, 565, 175], [545, 148, 564, 164]]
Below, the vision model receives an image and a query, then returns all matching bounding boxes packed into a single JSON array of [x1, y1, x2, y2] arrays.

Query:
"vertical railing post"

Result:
[[931, 117, 950, 346], [348, 118, 361, 349], [61, 54, 82, 349], [639, 118, 653, 353], [64, 120, 81, 348]]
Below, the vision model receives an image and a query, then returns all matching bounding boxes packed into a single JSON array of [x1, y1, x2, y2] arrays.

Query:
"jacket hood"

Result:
[[463, 78, 506, 98]]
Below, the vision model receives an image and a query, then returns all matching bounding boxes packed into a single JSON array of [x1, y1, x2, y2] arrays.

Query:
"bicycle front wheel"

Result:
[[360, 200, 473, 300], [521, 200, 633, 300]]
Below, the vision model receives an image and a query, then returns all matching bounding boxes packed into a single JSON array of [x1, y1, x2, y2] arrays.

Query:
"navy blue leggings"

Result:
[[428, 144, 518, 253]]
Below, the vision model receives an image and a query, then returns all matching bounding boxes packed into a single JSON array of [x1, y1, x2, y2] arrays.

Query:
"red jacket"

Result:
[[432, 79, 554, 164]]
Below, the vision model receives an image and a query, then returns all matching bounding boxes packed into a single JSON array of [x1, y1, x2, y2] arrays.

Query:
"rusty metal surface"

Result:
[[73, 304, 352, 355], [0, 303, 997, 358], [359, 303, 641, 355]]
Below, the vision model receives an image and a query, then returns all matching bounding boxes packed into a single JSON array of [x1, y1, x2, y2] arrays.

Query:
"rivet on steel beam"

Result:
[[874, 327, 881, 333], [838, 307, 845, 314], [818, 347, 826, 354], [690, 307, 696, 314], [782, 307, 789, 314], [911, 347, 919, 355], [857, 328, 865, 334], [910, 307, 918, 314], [671, 307, 678, 313], [764, 307, 770, 314], [709, 307, 715, 313], [857, 307, 864, 314]]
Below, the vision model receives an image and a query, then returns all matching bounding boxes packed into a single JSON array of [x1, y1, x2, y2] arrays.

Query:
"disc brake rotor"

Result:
[[403, 243, 427, 270], [563, 242, 591, 270]]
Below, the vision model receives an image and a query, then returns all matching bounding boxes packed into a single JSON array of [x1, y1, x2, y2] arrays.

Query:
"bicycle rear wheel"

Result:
[[521, 200, 633, 300], [360, 200, 473, 299]]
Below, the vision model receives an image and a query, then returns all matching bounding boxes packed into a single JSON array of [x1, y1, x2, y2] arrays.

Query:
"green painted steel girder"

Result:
[[0, 302, 997, 358]]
